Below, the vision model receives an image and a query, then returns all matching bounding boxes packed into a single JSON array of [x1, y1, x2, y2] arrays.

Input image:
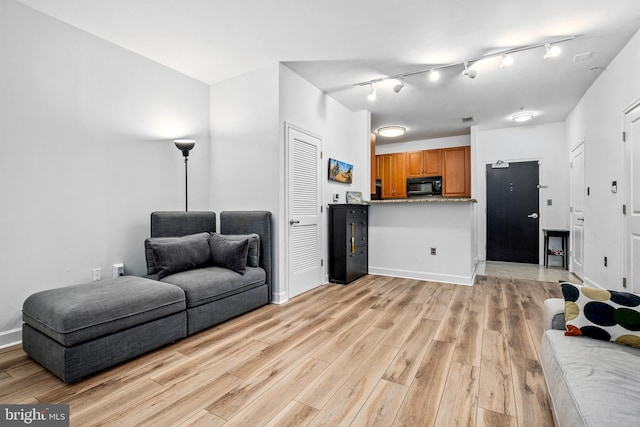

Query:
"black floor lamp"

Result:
[[174, 139, 195, 211]]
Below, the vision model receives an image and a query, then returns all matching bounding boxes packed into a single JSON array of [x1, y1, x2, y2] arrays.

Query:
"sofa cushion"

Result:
[[541, 329, 640, 427], [208, 233, 249, 274], [22, 276, 186, 347], [219, 233, 260, 267], [561, 282, 640, 347], [147, 232, 212, 279], [160, 266, 266, 308]]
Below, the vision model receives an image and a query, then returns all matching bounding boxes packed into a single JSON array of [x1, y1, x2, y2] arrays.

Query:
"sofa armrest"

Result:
[[544, 298, 566, 331]]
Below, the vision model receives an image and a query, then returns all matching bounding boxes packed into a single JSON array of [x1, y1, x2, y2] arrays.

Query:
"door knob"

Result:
[[527, 213, 539, 219], [289, 220, 300, 225]]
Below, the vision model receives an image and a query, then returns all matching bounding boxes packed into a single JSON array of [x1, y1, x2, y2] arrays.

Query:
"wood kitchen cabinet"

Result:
[[328, 204, 368, 284], [407, 149, 442, 178], [380, 152, 407, 198], [375, 155, 381, 180], [442, 146, 470, 197]]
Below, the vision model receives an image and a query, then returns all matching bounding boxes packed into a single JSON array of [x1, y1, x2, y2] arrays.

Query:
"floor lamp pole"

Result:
[[174, 139, 196, 213], [184, 156, 189, 212]]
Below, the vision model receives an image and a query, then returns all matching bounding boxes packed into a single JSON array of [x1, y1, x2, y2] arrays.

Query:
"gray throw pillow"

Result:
[[147, 232, 211, 279], [218, 233, 260, 267], [208, 233, 249, 274]]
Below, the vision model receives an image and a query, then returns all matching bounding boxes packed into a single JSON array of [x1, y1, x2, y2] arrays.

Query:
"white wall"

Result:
[[566, 27, 640, 290], [0, 1, 211, 347], [210, 63, 371, 303], [475, 122, 569, 264], [375, 134, 470, 155], [209, 63, 281, 300], [369, 202, 476, 285]]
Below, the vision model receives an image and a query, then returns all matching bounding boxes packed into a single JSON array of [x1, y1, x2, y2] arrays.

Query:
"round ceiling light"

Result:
[[512, 111, 534, 122], [378, 126, 407, 137]]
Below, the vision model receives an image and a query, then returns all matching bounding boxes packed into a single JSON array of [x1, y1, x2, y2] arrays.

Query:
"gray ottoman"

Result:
[[22, 276, 187, 382]]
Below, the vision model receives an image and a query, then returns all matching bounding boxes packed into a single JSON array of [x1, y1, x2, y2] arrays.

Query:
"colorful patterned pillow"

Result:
[[561, 282, 640, 348]]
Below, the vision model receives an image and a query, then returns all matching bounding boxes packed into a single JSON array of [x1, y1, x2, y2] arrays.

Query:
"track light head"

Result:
[[393, 79, 405, 93], [367, 83, 377, 101], [500, 54, 514, 68], [544, 43, 561, 59], [462, 62, 477, 79]]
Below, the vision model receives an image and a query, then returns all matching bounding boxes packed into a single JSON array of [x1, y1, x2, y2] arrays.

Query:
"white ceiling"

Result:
[[17, 0, 640, 143]]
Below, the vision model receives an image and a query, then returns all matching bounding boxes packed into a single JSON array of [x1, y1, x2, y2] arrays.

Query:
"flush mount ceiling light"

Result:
[[378, 126, 406, 137], [544, 43, 561, 59], [512, 108, 534, 122], [462, 62, 477, 79], [367, 83, 377, 101], [393, 78, 405, 93]]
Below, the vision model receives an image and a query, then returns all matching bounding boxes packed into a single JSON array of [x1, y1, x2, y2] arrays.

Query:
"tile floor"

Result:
[[477, 260, 582, 283]]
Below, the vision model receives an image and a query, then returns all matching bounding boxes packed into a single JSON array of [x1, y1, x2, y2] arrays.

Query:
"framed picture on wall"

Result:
[[346, 191, 363, 204], [328, 158, 353, 184]]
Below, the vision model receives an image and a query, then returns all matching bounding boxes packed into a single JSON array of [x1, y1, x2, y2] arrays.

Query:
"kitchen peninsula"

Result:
[[367, 197, 478, 285]]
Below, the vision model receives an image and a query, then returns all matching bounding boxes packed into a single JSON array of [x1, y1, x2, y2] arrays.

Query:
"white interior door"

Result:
[[570, 141, 585, 279], [624, 105, 640, 293], [287, 125, 323, 299]]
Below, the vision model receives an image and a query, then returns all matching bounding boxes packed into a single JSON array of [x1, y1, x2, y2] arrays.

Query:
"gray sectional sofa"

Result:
[[541, 298, 640, 427], [146, 210, 272, 335], [22, 210, 272, 382]]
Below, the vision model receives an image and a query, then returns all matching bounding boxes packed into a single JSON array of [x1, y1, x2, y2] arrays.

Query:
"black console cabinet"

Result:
[[328, 204, 369, 284]]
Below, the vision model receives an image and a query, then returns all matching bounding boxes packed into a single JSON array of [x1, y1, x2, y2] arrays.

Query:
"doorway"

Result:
[[286, 124, 324, 299], [486, 161, 540, 264], [570, 141, 585, 279], [624, 103, 640, 293]]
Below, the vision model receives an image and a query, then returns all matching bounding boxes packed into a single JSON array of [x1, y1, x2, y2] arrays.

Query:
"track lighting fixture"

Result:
[[393, 78, 405, 93], [544, 43, 561, 59], [462, 62, 477, 79], [355, 35, 575, 98], [512, 107, 534, 122], [500, 54, 514, 68], [367, 83, 376, 101]]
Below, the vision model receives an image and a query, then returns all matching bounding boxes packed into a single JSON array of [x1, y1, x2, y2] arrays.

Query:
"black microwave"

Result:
[[407, 176, 442, 196]]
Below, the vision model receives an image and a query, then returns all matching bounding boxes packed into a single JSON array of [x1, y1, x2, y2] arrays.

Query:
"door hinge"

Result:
[[320, 205, 323, 213], [623, 277, 627, 288], [321, 259, 324, 267], [623, 131, 626, 142], [320, 151, 323, 159], [623, 204, 627, 215], [570, 206, 573, 213]]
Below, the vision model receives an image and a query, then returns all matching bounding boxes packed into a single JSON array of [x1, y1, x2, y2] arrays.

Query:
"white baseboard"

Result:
[[0, 327, 22, 349], [368, 267, 474, 286], [271, 291, 289, 305]]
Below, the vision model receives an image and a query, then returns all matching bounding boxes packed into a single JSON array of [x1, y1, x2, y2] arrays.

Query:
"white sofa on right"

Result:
[[541, 296, 640, 427]]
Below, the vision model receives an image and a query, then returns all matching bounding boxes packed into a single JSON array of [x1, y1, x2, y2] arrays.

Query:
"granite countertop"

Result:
[[368, 197, 477, 204]]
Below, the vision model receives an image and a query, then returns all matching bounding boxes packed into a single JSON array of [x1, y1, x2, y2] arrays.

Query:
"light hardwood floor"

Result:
[[0, 274, 562, 426]]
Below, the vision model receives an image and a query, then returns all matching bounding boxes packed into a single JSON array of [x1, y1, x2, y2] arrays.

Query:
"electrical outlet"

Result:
[[92, 268, 101, 281], [547, 199, 552, 206], [430, 247, 437, 255], [112, 263, 124, 278]]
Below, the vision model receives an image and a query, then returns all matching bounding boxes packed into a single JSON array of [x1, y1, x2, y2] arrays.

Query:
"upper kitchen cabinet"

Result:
[[442, 146, 470, 197], [380, 152, 407, 199], [407, 149, 442, 178]]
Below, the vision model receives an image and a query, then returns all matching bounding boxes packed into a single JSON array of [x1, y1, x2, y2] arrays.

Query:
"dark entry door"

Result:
[[486, 161, 539, 263]]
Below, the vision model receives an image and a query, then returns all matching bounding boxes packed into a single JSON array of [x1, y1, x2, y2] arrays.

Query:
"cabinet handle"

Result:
[[351, 223, 355, 253]]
